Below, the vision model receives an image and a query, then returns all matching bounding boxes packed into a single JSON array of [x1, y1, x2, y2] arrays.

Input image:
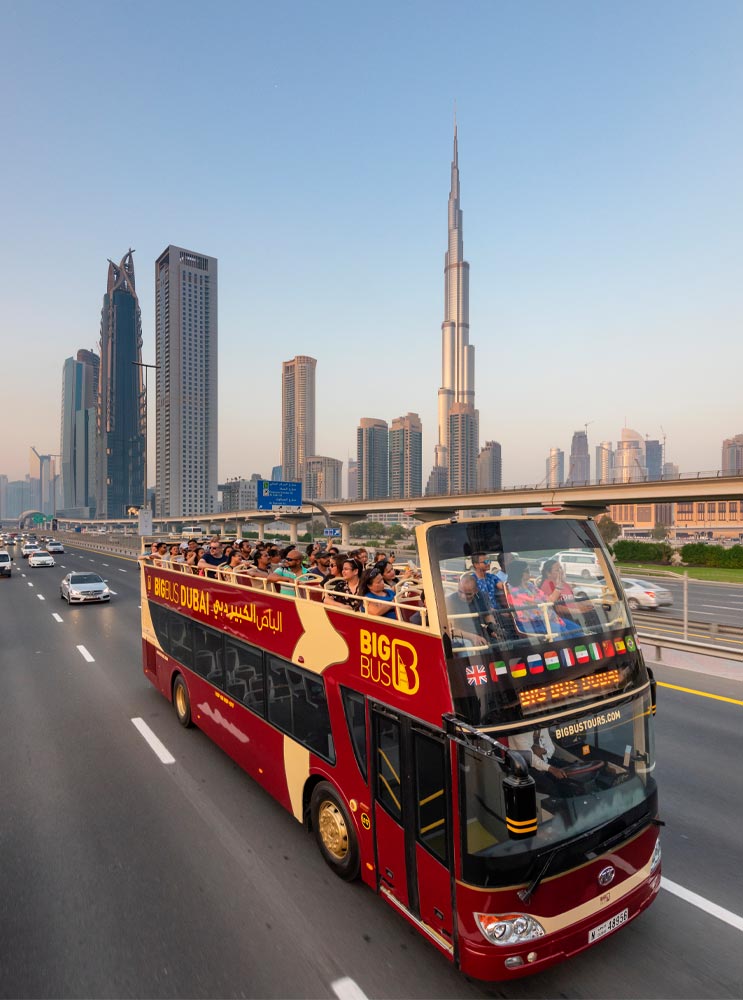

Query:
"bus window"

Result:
[[414, 732, 448, 864], [267, 656, 335, 763], [225, 640, 264, 715], [192, 623, 224, 686], [341, 688, 368, 781]]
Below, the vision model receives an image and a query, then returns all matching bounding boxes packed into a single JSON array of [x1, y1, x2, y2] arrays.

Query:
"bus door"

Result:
[[371, 705, 454, 953]]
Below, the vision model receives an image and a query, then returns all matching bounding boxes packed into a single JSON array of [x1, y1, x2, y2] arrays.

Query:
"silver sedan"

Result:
[[621, 577, 673, 610], [60, 572, 111, 604]]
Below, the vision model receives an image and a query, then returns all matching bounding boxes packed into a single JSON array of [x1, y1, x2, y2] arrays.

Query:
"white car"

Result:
[[621, 577, 673, 611], [551, 550, 606, 580], [60, 572, 111, 603], [21, 543, 41, 559], [28, 550, 55, 568], [46, 540, 65, 553], [0, 550, 12, 577]]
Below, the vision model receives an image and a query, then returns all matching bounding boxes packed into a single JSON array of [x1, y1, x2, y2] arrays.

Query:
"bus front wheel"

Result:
[[173, 674, 193, 728], [311, 782, 359, 882]]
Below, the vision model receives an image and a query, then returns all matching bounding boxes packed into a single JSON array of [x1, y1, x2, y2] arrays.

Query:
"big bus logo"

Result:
[[359, 629, 419, 696]]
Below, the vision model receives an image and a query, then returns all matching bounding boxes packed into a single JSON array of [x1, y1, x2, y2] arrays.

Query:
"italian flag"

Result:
[[589, 642, 603, 661], [544, 651, 560, 670]]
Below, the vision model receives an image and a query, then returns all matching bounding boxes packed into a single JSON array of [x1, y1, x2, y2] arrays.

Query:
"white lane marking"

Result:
[[27, 582, 33, 587], [76, 645, 95, 663], [60, 564, 66, 569], [109, 590, 117, 596], [332, 979, 370, 1000], [52, 613, 63, 623], [131, 718, 175, 765], [701, 603, 743, 610], [662, 877, 743, 933], [102, 563, 109, 567], [89, 559, 94, 563], [37, 594, 45, 601], [118, 568, 126, 573]]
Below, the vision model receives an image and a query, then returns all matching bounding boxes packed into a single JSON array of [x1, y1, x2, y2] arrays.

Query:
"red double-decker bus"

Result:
[[140, 514, 661, 981]]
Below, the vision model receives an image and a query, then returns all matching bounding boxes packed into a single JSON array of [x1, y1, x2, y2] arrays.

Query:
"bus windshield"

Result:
[[427, 517, 644, 726], [458, 687, 657, 886]]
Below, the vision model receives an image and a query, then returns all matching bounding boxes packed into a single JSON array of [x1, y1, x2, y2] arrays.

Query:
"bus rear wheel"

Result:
[[311, 782, 359, 881], [173, 674, 193, 727]]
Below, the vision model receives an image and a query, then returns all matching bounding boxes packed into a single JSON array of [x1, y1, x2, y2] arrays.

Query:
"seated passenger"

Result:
[[470, 552, 506, 607], [269, 546, 305, 595], [445, 573, 499, 645], [538, 559, 576, 602], [506, 560, 581, 636], [324, 556, 362, 610], [359, 566, 397, 619], [509, 727, 582, 798]]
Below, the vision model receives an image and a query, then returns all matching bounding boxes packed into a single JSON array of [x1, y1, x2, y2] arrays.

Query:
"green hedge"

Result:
[[613, 540, 672, 563], [680, 543, 743, 568]]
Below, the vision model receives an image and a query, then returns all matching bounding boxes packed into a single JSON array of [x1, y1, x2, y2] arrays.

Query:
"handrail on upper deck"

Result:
[[143, 557, 429, 627]]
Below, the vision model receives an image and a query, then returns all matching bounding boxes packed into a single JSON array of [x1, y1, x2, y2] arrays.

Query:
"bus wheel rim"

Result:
[[318, 800, 348, 860], [176, 685, 186, 716]]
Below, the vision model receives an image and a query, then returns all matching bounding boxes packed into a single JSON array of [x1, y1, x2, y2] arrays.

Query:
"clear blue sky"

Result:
[[2, 0, 741, 487]]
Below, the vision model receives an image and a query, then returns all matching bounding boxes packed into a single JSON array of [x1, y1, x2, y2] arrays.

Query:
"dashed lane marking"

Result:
[[131, 718, 175, 765], [27, 582, 33, 587], [118, 568, 127, 573], [37, 594, 45, 601], [332, 979, 370, 1000], [52, 613, 63, 623], [76, 645, 95, 663]]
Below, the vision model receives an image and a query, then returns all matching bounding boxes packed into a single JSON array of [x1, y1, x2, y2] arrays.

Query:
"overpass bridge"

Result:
[[51, 473, 743, 548]]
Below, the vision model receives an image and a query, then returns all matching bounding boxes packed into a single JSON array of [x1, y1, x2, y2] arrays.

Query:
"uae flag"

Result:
[[615, 638, 627, 653], [489, 660, 508, 681], [602, 640, 616, 657], [625, 635, 637, 652], [466, 664, 488, 686], [527, 654, 544, 674], [544, 651, 560, 670], [589, 642, 603, 661], [576, 645, 590, 664], [561, 647, 576, 668], [509, 658, 527, 678]]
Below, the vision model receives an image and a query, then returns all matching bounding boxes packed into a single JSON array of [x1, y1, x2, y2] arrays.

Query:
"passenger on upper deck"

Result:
[[506, 560, 582, 636], [306, 550, 332, 584], [445, 573, 499, 645], [359, 565, 397, 619], [324, 556, 363, 610], [198, 539, 228, 578], [270, 546, 305, 595], [470, 552, 507, 606]]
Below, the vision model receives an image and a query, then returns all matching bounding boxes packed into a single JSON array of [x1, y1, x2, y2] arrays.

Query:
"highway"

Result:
[[1, 544, 742, 998]]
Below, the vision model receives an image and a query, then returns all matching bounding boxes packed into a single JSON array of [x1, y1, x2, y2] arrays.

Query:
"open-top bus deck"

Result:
[[140, 514, 661, 981]]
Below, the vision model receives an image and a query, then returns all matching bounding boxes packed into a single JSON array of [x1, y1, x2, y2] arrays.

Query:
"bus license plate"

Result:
[[588, 908, 628, 943]]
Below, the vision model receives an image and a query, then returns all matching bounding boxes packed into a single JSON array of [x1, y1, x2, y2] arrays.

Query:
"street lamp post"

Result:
[[132, 361, 159, 512]]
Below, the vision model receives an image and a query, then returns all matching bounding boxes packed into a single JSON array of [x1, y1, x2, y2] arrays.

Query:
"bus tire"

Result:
[[310, 782, 360, 882], [173, 674, 193, 728]]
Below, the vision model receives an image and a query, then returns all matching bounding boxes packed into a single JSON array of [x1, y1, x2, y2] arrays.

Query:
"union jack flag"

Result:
[[466, 664, 488, 686]]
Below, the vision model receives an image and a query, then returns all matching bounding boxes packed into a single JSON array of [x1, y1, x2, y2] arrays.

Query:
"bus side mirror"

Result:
[[647, 667, 657, 716], [502, 773, 537, 840]]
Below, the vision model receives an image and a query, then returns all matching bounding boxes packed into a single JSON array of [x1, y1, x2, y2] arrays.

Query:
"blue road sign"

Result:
[[323, 528, 341, 537], [257, 480, 303, 510]]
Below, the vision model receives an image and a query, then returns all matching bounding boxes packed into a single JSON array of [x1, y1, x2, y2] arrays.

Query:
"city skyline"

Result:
[[2, 3, 743, 486]]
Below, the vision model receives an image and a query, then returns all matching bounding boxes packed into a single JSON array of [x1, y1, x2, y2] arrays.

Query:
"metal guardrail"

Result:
[[637, 631, 743, 663]]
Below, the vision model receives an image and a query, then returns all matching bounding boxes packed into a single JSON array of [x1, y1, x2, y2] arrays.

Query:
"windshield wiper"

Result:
[[518, 810, 662, 903]]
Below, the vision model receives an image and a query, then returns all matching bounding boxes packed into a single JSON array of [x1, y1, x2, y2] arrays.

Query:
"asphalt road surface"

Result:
[[1, 544, 742, 998]]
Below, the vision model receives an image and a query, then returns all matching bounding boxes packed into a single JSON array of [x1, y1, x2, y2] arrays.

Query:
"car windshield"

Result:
[[458, 686, 657, 886], [70, 574, 103, 584], [427, 517, 644, 726]]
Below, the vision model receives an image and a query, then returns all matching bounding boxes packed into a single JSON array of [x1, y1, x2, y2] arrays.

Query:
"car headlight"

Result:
[[69, 589, 82, 597], [650, 836, 662, 875], [475, 912, 546, 946]]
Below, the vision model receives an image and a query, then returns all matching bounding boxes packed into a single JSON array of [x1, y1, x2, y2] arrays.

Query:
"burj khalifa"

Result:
[[429, 124, 479, 495]]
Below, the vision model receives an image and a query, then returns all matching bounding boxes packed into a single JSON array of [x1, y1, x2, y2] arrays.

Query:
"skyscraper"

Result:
[[304, 456, 343, 502], [722, 434, 743, 475], [595, 442, 614, 484], [281, 356, 316, 483], [430, 123, 478, 494], [389, 413, 422, 499], [155, 245, 218, 517], [60, 349, 99, 514], [546, 447, 564, 488], [568, 430, 590, 485], [478, 441, 502, 492], [448, 403, 479, 494], [96, 250, 146, 519], [357, 418, 389, 500], [645, 440, 663, 481], [614, 429, 646, 483]]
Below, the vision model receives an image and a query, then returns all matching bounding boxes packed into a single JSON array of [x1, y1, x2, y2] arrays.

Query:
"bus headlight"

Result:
[[475, 912, 546, 946], [650, 836, 662, 875]]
